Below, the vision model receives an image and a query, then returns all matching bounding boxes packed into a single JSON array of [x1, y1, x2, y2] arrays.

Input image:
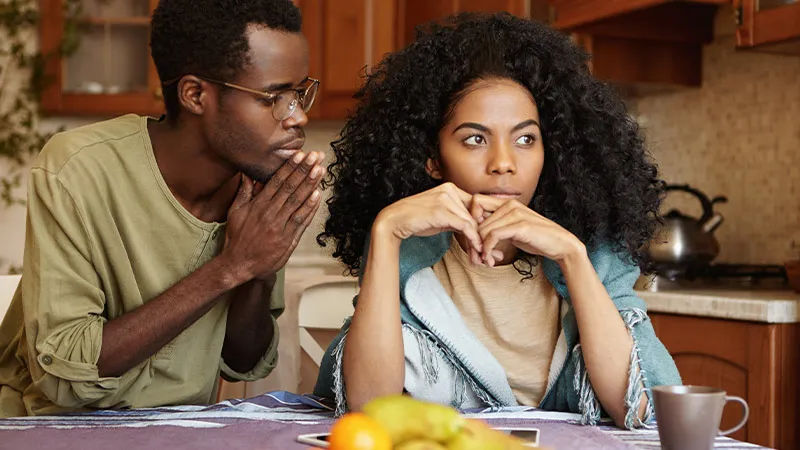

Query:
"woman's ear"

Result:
[[426, 158, 443, 180]]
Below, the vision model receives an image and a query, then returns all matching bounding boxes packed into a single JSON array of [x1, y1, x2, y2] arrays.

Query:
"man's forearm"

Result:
[[97, 256, 244, 377], [221, 275, 276, 373]]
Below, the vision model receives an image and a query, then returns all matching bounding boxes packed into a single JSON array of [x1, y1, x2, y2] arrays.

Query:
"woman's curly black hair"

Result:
[[318, 12, 663, 275]]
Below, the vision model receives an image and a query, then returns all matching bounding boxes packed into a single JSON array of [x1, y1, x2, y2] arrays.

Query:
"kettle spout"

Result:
[[702, 213, 724, 233]]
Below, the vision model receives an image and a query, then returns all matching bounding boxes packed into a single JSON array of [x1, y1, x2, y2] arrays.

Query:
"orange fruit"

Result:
[[328, 412, 392, 450]]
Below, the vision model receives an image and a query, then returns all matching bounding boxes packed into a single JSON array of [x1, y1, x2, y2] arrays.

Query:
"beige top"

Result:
[[432, 238, 560, 406], [0, 114, 283, 417]]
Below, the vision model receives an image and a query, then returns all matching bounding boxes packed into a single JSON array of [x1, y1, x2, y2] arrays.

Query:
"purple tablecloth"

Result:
[[0, 392, 771, 450]]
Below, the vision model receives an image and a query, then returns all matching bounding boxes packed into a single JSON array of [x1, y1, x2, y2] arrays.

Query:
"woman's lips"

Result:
[[480, 189, 522, 199], [488, 193, 520, 199]]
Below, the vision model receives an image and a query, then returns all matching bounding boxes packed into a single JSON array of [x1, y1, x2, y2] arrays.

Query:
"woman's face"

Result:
[[430, 78, 544, 207]]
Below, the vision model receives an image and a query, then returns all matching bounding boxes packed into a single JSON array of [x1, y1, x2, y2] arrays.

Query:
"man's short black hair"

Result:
[[150, 0, 302, 121]]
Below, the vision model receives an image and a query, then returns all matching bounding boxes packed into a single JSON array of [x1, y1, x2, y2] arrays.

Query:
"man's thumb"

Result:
[[231, 175, 254, 211]]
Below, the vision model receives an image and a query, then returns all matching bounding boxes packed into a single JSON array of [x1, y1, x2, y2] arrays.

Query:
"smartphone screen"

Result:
[[496, 428, 540, 446], [509, 429, 540, 441]]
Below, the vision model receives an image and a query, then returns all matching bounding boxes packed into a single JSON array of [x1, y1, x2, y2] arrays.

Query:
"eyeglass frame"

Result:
[[161, 75, 320, 121]]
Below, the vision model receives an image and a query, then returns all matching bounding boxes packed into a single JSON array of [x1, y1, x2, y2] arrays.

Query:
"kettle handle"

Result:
[[664, 184, 726, 224]]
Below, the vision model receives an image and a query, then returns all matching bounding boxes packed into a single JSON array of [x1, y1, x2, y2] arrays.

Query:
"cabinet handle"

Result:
[[154, 87, 163, 100]]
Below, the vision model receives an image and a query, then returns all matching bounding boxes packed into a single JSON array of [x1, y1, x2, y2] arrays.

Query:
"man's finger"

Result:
[[259, 151, 307, 202], [288, 189, 322, 234], [268, 151, 322, 214], [274, 162, 324, 224], [230, 175, 253, 212], [253, 181, 265, 197]]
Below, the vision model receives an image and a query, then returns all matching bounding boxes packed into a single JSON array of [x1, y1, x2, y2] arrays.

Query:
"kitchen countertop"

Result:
[[636, 287, 800, 323]]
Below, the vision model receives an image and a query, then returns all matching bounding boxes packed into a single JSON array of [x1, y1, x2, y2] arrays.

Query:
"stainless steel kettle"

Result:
[[648, 184, 727, 276]]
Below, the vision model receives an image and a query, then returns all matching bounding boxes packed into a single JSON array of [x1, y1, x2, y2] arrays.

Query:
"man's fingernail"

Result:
[[311, 166, 322, 178], [293, 152, 304, 164], [306, 152, 318, 165], [311, 190, 321, 201]]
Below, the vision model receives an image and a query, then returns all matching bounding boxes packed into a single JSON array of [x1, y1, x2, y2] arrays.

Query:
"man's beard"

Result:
[[241, 165, 273, 184]]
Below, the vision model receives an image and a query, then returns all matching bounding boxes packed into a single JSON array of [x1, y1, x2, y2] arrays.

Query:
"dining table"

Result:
[[0, 391, 771, 450]]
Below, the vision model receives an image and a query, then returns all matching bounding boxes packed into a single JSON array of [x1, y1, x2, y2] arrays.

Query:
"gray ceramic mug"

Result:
[[651, 385, 749, 450]]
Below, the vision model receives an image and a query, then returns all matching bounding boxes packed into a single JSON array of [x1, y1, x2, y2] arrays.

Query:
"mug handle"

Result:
[[719, 396, 749, 436]]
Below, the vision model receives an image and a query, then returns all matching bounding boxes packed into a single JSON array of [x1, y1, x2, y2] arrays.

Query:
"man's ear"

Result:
[[426, 158, 443, 180], [177, 75, 210, 116]]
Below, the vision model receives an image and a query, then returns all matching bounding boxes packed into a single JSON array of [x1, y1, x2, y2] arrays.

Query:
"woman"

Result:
[[314, 12, 680, 429]]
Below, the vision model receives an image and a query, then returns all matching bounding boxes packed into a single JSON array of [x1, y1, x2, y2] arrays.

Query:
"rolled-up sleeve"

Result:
[[219, 269, 285, 382], [23, 168, 151, 410]]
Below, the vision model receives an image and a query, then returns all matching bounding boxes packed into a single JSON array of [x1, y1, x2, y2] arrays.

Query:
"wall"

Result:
[[0, 119, 344, 273], [633, 8, 800, 265]]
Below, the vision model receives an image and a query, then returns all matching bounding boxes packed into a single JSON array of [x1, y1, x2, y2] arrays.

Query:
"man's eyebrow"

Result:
[[261, 77, 309, 92]]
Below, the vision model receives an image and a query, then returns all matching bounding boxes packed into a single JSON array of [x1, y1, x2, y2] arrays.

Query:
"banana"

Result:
[[362, 395, 466, 445], [395, 440, 449, 450]]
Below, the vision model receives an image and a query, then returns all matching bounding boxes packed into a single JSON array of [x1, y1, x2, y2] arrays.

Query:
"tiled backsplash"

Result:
[[632, 13, 800, 265]]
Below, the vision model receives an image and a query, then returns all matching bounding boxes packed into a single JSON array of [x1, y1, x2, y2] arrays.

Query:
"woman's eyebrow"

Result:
[[453, 122, 490, 134], [512, 119, 540, 132]]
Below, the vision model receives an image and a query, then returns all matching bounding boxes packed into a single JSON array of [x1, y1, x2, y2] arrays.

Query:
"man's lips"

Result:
[[273, 139, 306, 159]]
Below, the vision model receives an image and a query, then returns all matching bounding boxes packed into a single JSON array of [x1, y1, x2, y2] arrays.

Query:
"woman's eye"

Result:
[[516, 135, 536, 146], [464, 135, 486, 146]]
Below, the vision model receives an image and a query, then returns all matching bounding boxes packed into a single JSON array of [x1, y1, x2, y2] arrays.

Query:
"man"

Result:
[[0, 0, 322, 416]]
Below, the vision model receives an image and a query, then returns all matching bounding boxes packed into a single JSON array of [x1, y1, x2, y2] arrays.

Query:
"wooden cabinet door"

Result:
[[297, 0, 400, 119], [39, 0, 164, 117], [548, 0, 669, 29], [650, 313, 800, 449], [400, 0, 528, 46], [734, 0, 800, 51], [547, 0, 729, 29]]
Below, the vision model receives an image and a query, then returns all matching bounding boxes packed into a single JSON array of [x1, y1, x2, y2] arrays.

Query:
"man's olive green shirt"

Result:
[[0, 115, 283, 417]]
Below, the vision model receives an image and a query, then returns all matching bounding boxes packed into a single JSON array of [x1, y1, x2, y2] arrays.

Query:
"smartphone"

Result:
[[296, 433, 329, 447], [296, 428, 540, 448], [495, 427, 541, 447]]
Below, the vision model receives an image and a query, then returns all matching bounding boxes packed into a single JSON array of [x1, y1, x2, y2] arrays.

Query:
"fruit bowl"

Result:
[[322, 395, 549, 450]]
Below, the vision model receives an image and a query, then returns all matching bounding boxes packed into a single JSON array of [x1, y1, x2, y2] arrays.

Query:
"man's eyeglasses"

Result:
[[162, 76, 320, 121]]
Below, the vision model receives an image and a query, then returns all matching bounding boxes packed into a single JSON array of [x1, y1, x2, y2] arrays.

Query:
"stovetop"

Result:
[[636, 264, 790, 292]]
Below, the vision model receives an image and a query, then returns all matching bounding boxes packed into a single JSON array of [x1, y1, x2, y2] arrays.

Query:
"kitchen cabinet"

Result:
[[39, 0, 164, 116], [38, 0, 530, 119], [547, 1, 727, 90], [547, 0, 727, 29], [401, 0, 528, 45], [296, 0, 401, 119], [297, 0, 530, 119], [650, 313, 799, 449], [733, 0, 800, 53]]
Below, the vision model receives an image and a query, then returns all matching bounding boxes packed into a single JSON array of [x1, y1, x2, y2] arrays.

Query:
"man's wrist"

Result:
[[212, 252, 254, 291]]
